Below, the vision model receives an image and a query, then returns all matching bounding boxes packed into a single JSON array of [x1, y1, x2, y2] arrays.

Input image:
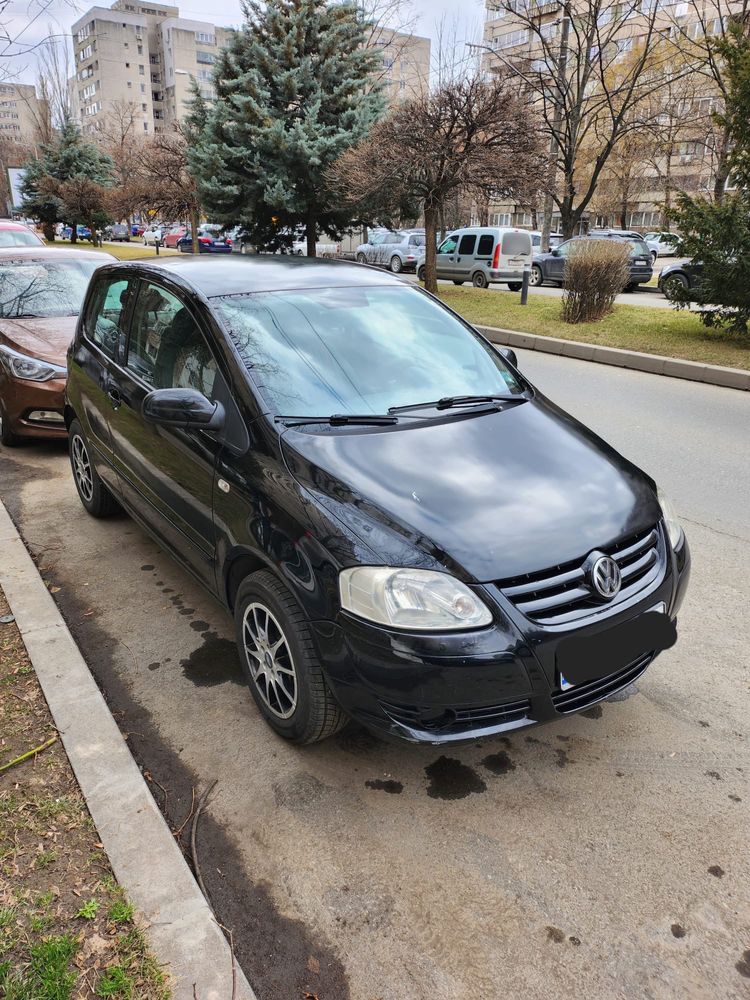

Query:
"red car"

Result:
[[0, 246, 115, 445], [163, 225, 187, 248], [0, 220, 45, 248]]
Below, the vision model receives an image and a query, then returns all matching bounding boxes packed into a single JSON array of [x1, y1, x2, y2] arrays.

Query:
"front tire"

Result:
[[507, 282, 522, 292], [417, 265, 426, 282], [662, 273, 688, 300], [69, 419, 118, 517], [452, 280, 465, 285], [529, 265, 543, 287], [356, 252, 367, 264], [0, 402, 20, 447], [235, 571, 347, 744]]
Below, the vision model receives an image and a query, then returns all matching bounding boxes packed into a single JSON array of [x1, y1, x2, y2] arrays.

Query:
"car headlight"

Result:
[[339, 566, 493, 631], [658, 487, 683, 548], [0, 345, 66, 382]]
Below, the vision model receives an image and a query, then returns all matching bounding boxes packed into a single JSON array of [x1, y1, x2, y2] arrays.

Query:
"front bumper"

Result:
[[315, 533, 691, 744], [1, 374, 67, 440]]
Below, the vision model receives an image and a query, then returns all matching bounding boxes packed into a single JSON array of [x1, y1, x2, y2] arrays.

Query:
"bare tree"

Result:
[[35, 31, 72, 133], [330, 75, 542, 293], [661, 0, 750, 201], [128, 125, 201, 252], [485, 0, 684, 237], [95, 101, 145, 224]]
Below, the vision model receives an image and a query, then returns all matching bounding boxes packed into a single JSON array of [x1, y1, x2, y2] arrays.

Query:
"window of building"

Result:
[[493, 28, 528, 49], [153, 91, 162, 101], [150, 54, 160, 64], [142, 102, 147, 111], [195, 31, 215, 44], [127, 81, 132, 88], [143, 122, 149, 131], [125, 61, 130, 67], [196, 50, 215, 64], [139, 64, 145, 74], [154, 109, 163, 119], [137, 44, 143, 54], [141, 83, 146, 93], [490, 212, 511, 226], [151, 73, 161, 83]]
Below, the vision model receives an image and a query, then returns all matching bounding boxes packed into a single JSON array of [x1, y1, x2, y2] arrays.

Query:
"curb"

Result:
[[0, 500, 256, 1000], [477, 325, 750, 391]]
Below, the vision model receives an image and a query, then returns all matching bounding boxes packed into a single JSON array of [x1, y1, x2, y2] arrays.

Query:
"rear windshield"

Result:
[[0, 258, 103, 317], [408, 235, 426, 247], [626, 239, 650, 257], [501, 232, 532, 256], [0, 229, 43, 248], [214, 284, 524, 417]]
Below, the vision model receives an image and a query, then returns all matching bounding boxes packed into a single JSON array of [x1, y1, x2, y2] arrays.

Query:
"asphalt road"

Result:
[[2, 355, 749, 1000]]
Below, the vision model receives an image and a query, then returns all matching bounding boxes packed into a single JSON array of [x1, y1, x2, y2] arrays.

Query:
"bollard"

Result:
[[520, 261, 531, 305], [155, 238, 160, 256]]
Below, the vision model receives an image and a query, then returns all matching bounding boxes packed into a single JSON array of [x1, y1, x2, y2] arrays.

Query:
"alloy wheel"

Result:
[[529, 266, 543, 287], [390, 255, 402, 273], [242, 602, 298, 719], [71, 434, 94, 503]]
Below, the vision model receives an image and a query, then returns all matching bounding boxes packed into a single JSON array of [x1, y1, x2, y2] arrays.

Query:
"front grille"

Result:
[[380, 696, 531, 735], [497, 524, 664, 627], [551, 652, 653, 714]]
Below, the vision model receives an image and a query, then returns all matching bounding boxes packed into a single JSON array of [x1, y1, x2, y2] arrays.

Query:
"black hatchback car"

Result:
[[65, 257, 690, 745], [530, 235, 654, 289]]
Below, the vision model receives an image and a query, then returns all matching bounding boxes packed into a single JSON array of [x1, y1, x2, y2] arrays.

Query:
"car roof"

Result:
[[0, 220, 36, 231], [0, 246, 116, 263], [99, 254, 410, 298]]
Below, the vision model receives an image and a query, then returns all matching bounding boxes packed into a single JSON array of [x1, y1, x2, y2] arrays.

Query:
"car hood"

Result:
[[281, 398, 661, 582], [0, 315, 77, 366]]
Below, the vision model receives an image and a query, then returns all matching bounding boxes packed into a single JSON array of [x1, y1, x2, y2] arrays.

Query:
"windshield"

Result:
[[0, 259, 102, 318], [0, 229, 43, 248], [215, 285, 524, 418]]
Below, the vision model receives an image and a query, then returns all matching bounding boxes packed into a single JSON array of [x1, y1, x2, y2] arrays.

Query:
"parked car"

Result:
[[142, 226, 165, 246], [163, 226, 187, 249], [658, 260, 702, 299], [529, 231, 565, 250], [61, 225, 93, 242], [176, 229, 232, 254], [0, 220, 45, 248], [108, 224, 131, 242], [64, 255, 689, 745], [416, 227, 534, 289], [590, 229, 662, 262], [644, 232, 680, 257], [530, 235, 654, 289], [131, 224, 145, 237], [356, 230, 426, 273], [0, 246, 115, 446]]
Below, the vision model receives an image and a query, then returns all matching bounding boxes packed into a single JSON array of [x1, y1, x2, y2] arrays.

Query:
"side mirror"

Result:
[[497, 347, 518, 368], [550, 248, 560, 257], [142, 388, 225, 432]]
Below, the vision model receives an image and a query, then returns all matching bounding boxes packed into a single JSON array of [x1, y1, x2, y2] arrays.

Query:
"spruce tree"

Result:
[[21, 115, 113, 242], [188, 0, 385, 255]]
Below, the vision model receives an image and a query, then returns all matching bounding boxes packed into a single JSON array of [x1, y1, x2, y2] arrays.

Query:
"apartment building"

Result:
[[480, 0, 728, 231], [70, 1, 430, 137], [0, 83, 50, 148]]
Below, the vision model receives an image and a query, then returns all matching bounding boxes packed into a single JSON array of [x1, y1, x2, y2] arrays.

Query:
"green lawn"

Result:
[[46, 239, 179, 260], [438, 287, 750, 371]]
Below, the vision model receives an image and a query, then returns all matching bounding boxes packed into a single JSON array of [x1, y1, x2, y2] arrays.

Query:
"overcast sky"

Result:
[[4, 0, 484, 87]]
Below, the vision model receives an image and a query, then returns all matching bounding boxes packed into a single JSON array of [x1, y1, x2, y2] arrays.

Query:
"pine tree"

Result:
[[21, 115, 113, 242], [188, 0, 385, 255]]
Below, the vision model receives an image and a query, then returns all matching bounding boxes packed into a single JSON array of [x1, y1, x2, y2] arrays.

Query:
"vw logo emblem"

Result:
[[590, 554, 622, 600]]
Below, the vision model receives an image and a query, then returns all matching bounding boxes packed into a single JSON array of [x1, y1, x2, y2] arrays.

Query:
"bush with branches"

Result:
[[561, 240, 630, 324]]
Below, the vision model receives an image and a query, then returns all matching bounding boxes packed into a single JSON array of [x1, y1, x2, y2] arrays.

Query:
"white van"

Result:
[[417, 227, 533, 289]]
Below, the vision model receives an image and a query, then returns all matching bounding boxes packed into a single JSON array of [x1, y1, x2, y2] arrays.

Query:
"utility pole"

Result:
[[540, 14, 570, 253]]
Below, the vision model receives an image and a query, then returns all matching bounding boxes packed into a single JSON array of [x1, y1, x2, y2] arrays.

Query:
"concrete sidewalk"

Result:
[[0, 499, 256, 1000]]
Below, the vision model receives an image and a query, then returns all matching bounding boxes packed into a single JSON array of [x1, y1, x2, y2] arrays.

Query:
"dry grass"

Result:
[[0, 589, 170, 1000], [438, 287, 750, 371]]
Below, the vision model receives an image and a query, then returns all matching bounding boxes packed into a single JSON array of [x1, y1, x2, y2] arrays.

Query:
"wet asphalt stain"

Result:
[[708, 865, 725, 878], [706, 770, 722, 781], [525, 735, 541, 744], [147, 662, 160, 672], [179, 607, 195, 616], [424, 756, 487, 800], [162, 587, 174, 594], [581, 705, 603, 719], [180, 630, 244, 687], [555, 749, 569, 769], [729, 794, 742, 802], [155, 580, 164, 586], [335, 724, 385, 756], [556, 734, 571, 742], [736, 950, 750, 978], [140, 564, 154, 571], [568, 936, 581, 946], [698, 720, 710, 728], [481, 751, 516, 775], [546, 926, 565, 943], [34, 561, 351, 1000], [191, 620, 211, 632], [671, 923, 687, 938], [365, 779, 404, 794]]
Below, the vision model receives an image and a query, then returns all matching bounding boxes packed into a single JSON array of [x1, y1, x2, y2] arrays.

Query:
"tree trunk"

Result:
[[423, 201, 438, 295], [190, 206, 200, 255], [619, 200, 628, 230], [713, 130, 730, 203], [71, 223, 78, 244], [43, 222, 55, 242], [438, 201, 446, 244], [662, 152, 673, 228], [306, 208, 317, 258]]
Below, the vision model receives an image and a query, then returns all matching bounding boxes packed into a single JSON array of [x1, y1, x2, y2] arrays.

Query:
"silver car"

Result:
[[355, 230, 426, 273]]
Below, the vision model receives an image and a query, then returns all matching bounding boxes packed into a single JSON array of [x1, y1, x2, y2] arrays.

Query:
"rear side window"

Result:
[[501, 232, 532, 256], [458, 235, 476, 255], [84, 276, 133, 359], [477, 234, 495, 256], [408, 234, 425, 247]]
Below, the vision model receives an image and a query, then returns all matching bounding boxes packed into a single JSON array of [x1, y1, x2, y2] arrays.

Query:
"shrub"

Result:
[[561, 240, 630, 324]]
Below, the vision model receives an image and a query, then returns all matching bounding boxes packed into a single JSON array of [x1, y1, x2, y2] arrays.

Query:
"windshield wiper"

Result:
[[389, 393, 526, 414], [276, 413, 398, 427]]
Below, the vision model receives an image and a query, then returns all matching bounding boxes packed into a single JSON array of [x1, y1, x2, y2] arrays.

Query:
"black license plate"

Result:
[[556, 611, 676, 687]]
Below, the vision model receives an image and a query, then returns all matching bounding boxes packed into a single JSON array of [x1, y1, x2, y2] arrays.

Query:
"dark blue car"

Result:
[[177, 230, 232, 254]]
